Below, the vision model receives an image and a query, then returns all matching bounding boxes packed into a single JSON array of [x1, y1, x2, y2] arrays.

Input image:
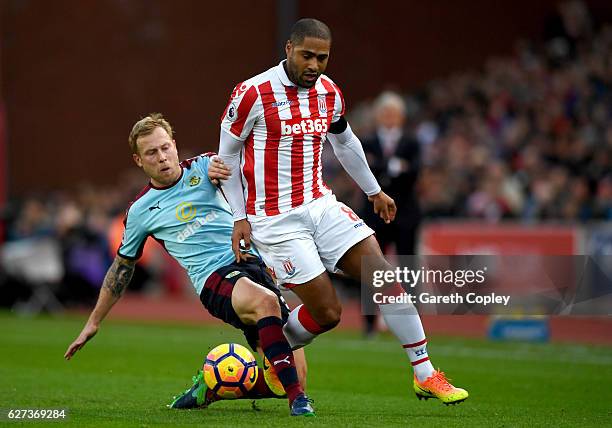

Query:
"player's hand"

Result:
[[208, 156, 231, 186], [232, 219, 252, 263], [64, 322, 99, 360], [368, 191, 397, 224]]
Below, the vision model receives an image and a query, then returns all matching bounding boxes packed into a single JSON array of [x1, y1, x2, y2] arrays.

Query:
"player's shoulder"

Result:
[[180, 152, 215, 171], [319, 74, 343, 92], [246, 65, 278, 87], [319, 73, 337, 85], [125, 184, 155, 218], [231, 66, 277, 96]]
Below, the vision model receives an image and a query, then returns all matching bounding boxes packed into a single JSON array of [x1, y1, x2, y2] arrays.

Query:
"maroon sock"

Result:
[[257, 316, 303, 404]]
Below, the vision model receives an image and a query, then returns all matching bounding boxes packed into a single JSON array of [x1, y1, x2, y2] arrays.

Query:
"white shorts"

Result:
[[248, 193, 375, 286]]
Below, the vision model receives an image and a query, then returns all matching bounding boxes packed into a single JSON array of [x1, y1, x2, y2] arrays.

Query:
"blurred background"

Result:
[[0, 0, 611, 344]]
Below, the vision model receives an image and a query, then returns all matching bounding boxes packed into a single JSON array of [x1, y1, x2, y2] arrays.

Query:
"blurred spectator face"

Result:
[[570, 176, 589, 201], [376, 104, 405, 130], [533, 178, 555, 204], [132, 127, 181, 187], [520, 146, 542, 171], [56, 203, 82, 236], [597, 177, 612, 200], [375, 92, 406, 130], [13, 199, 52, 239], [549, 167, 569, 191], [560, 0, 591, 38]]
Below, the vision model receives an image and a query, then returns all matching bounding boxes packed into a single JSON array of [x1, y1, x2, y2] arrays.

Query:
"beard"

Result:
[[286, 60, 318, 88], [298, 73, 319, 88]]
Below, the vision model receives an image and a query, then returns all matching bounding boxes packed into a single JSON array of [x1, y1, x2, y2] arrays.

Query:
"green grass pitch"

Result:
[[1, 312, 611, 427]]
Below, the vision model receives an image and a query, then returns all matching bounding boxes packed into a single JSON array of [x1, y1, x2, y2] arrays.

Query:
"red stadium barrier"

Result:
[[420, 223, 578, 255]]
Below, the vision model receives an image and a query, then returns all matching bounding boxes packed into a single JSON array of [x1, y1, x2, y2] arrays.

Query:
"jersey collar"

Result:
[[275, 60, 295, 87]]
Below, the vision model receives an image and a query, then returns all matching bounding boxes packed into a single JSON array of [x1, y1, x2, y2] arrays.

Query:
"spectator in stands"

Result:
[[7, 198, 53, 241], [361, 91, 421, 254]]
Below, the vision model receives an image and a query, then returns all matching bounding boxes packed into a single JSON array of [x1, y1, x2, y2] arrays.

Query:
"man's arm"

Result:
[[217, 129, 247, 221], [327, 118, 397, 223], [218, 129, 252, 262], [218, 83, 260, 261], [64, 255, 136, 360]]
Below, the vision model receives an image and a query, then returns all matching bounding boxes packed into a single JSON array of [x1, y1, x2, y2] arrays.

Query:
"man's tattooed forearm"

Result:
[[103, 257, 136, 297]]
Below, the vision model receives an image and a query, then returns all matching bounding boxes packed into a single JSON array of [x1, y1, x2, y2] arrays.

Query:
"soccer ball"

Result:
[[263, 356, 286, 397], [203, 343, 258, 398]]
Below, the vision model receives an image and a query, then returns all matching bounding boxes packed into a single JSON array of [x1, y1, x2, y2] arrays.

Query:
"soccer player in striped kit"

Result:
[[216, 18, 468, 405], [64, 114, 314, 416]]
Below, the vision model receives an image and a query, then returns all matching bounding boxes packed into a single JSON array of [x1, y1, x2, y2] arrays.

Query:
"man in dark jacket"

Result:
[[362, 91, 421, 256]]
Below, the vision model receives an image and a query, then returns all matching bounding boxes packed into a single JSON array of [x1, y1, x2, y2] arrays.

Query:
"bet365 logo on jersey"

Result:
[[280, 118, 328, 136]]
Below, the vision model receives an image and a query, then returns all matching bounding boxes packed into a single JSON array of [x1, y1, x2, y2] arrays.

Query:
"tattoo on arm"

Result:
[[103, 257, 136, 297]]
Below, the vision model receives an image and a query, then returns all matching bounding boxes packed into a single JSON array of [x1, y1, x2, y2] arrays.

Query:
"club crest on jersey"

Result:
[[282, 258, 297, 277], [226, 102, 238, 122], [318, 95, 328, 114], [189, 176, 201, 187]]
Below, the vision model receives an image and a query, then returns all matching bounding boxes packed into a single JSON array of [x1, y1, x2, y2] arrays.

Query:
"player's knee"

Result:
[[314, 304, 342, 329], [253, 289, 281, 320], [324, 305, 342, 329]]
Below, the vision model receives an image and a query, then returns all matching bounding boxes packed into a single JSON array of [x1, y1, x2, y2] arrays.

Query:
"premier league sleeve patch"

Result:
[[226, 102, 238, 122]]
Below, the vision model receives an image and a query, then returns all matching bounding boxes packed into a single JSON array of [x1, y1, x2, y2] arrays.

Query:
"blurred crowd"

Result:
[[0, 175, 188, 308], [1, 1, 611, 307], [343, 0, 612, 223]]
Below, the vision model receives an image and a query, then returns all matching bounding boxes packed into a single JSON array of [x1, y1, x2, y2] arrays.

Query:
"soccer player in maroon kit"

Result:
[[215, 18, 468, 405]]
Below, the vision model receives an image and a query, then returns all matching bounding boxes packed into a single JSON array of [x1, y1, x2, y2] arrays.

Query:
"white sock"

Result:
[[282, 304, 318, 350], [379, 302, 435, 382]]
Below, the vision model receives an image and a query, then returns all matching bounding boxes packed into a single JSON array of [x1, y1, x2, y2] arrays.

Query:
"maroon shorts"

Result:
[[199, 256, 290, 350]]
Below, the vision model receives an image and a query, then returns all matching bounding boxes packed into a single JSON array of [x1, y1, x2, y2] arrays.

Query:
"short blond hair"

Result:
[[128, 113, 174, 154]]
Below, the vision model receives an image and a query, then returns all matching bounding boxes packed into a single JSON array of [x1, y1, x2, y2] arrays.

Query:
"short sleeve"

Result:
[[220, 82, 260, 141], [117, 208, 148, 260], [198, 153, 213, 174], [197, 154, 212, 183]]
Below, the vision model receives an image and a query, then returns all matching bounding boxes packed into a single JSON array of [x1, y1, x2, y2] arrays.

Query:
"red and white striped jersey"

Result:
[[220, 61, 345, 217]]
